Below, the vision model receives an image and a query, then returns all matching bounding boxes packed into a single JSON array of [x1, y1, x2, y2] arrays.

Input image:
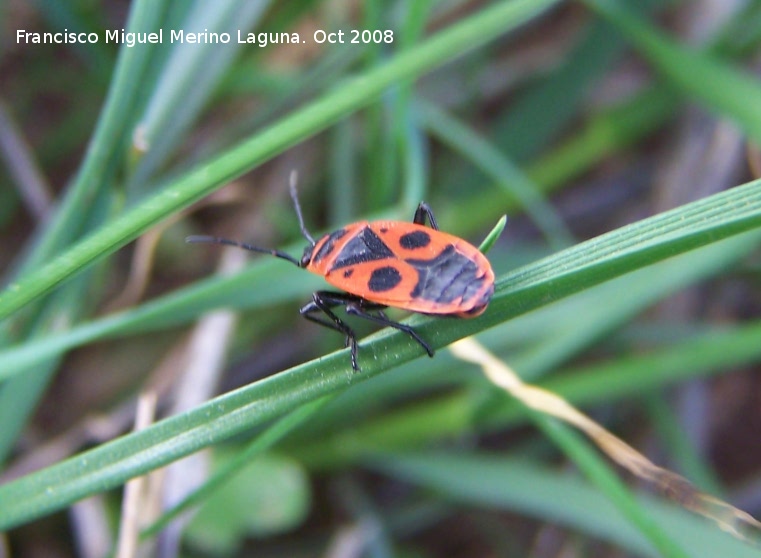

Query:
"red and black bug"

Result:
[[187, 176, 495, 372]]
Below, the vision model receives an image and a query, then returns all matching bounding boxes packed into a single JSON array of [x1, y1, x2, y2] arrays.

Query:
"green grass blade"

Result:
[[535, 418, 689, 557], [441, 84, 681, 234], [13, 0, 167, 275], [0, 178, 760, 528], [0, 258, 322, 377], [286, 236, 761, 469], [643, 393, 722, 495], [418, 99, 574, 249], [128, 0, 271, 191], [1, 176, 760, 380], [582, 0, 761, 143], [373, 452, 759, 557], [142, 396, 331, 538], [478, 215, 507, 254], [0, 274, 93, 464], [492, 0, 667, 160], [0, 0, 560, 322]]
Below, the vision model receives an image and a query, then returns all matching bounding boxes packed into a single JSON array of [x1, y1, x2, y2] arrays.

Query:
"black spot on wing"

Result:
[[331, 227, 394, 269], [399, 230, 431, 250], [312, 229, 348, 264], [368, 266, 402, 292], [406, 245, 487, 305], [343, 268, 354, 278]]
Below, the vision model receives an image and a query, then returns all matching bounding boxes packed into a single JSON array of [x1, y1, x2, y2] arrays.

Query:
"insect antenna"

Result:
[[289, 170, 316, 246], [185, 235, 301, 266]]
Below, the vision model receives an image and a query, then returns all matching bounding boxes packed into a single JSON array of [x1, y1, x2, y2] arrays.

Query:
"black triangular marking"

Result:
[[331, 227, 394, 269]]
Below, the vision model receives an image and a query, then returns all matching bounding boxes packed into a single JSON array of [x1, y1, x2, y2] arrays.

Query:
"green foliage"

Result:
[[2, 0, 761, 555], [186, 453, 310, 553]]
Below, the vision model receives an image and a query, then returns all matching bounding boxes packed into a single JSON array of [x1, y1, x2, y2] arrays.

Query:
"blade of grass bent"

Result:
[[1, 179, 761, 529], [452, 338, 688, 555], [536, 416, 688, 557], [0, 0, 560, 322]]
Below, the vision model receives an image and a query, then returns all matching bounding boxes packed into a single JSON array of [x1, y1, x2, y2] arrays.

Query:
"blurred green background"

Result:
[[1, 0, 761, 556]]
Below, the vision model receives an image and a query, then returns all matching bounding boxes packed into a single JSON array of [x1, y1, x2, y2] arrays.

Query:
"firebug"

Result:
[[187, 174, 495, 372]]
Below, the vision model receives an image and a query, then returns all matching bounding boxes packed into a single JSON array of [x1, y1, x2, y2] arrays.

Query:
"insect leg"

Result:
[[312, 291, 389, 314], [412, 202, 440, 230], [300, 291, 360, 371], [344, 304, 435, 358]]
